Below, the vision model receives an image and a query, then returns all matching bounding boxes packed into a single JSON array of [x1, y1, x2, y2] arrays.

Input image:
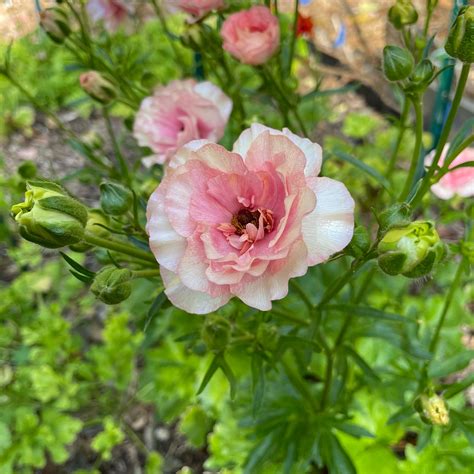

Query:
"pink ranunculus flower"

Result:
[[425, 145, 474, 199], [146, 124, 355, 314], [166, 0, 225, 18], [221, 6, 280, 66], [133, 79, 232, 167], [87, 0, 130, 32]]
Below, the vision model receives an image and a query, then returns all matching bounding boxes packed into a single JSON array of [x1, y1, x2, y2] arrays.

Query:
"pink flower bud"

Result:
[[79, 71, 117, 104], [221, 6, 280, 66], [39, 7, 70, 43]]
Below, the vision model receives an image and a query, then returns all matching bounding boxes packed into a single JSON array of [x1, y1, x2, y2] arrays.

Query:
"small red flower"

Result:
[[296, 13, 314, 37]]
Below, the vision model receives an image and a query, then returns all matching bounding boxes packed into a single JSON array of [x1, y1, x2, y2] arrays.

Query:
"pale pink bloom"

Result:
[[166, 0, 224, 18], [221, 6, 280, 66], [87, 0, 129, 32], [425, 145, 474, 199], [146, 124, 355, 314], [133, 80, 232, 167]]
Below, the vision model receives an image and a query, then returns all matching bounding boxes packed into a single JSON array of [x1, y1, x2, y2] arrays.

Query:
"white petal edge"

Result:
[[302, 177, 355, 266], [194, 81, 233, 122], [161, 267, 230, 314], [233, 123, 322, 177]]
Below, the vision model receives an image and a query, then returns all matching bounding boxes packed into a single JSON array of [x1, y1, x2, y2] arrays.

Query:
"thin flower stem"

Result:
[[84, 233, 156, 263], [132, 269, 161, 279], [399, 96, 423, 201], [102, 106, 131, 185], [320, 352, 333, 410], [287, 0, 299, 74], [429, 257, 467, 354], [411, 63, 471, 206], [290, 279, 314, 310], [281, 353, 319, 413], [271, 307, 310, 326], [386, 98, 410, 177]]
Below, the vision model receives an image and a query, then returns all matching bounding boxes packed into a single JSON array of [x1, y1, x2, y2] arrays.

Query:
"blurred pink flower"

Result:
[[87, 0, 129, 32], [166, 0, 225, 17], [221, 6, 280, 65], [133, 80, 232, 167], [425, 145, 474, 199], [146, 124, 355, 314]]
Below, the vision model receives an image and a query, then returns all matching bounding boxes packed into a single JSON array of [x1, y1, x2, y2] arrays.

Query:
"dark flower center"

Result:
[[231, 209, 260, 235]]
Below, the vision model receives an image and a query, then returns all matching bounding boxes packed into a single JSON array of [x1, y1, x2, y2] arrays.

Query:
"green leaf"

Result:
[[327, 304, 411, 323], [320, 431, 356, 474], [387, 405, 415, 425], [428, 351, 474, 378], [445, 118, 474, 165], [219, 354, 237, 401], [334, 422, 375, 439], [343, 346, 381, 383], [0, 421, 12, 453], [251, 354, 265, 417], [330, 150, 393, 195], [143, 290, 167, 332], [196, 353, 221, 396], [443, 372, 474, 399], [60, 252, 96, 278]]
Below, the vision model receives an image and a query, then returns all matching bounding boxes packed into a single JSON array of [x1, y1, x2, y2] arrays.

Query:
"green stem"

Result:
[[271, 307, 309, 326], [386, 98, 410, 177], [132, 269, 161, 279], [84, 233, 156, 263], [412, 63, 471, 206], [103, 106, 131, 185], [281, 353, 319, 413], [290, 279, 314, 310], [399, 96, 423, 201], [287, 0, 299, 74], [429, 257, 467, 354], [320, 351, 333, 410]]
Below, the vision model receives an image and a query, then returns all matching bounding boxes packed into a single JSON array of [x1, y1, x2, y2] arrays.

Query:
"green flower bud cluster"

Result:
[[100, 182, 133, 216], [91, 267, 132, 305], [388, 0, 418, 30], [70, 209, 110, 252], [201, 315, 231, 352], [11, 180, 88, 249], [347, 225, 371, 258], [415, 394, 449, 426], [39, 7, 71, 44], [445, 6, 474, 63], [256, 323, 279, 352], [378, 221, 445, 278]]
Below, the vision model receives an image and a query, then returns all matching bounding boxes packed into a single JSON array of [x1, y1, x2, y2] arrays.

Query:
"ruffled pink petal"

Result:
[[230, 239, 308, 311], [194, 81, 233, 123], [302, 177, 355, 265], [161, 268, 230, 314], [146, 186, 186, 272], [233, 124, 322, 177]]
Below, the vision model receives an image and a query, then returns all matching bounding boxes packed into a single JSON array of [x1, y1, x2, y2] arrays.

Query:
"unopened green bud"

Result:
[[256, 323, 279, 352], [100, 181, 133, 215], [347, 225, 371, 258], [383, 45, 415, 82], [91, 267, 132, 304], [201, 315, 231, 352], [411, 59, 436, 87], [445, 6, 474, 63], [377, 203, 412, 236], [388, 0, 418, 30], [79, 71, 117, 104], [70, 209, 110, 252], [378, 221, 445, 278], [17, 161, 37, 179], [416, 394, 449, 426], [39, 7, 70, 43], [11, 180, 88, 249]]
